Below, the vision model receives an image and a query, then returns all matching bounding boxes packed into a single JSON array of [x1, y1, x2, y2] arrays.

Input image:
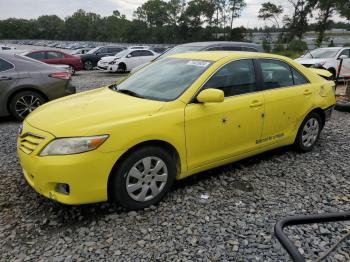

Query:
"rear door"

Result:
[[256, 59, 313, 145], [0, 58, 18, 112]]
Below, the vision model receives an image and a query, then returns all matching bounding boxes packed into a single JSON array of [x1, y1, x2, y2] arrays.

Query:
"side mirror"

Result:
[[126, 54, 132, 58], [338, 55, 349, 60], [197, 88, 224, 103]]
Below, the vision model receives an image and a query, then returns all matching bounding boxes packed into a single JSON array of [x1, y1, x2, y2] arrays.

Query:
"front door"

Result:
[[185, 59, 265, 170]]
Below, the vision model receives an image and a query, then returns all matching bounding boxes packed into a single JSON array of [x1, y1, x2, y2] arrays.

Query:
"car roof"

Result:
[[315, 47, 343, 50], [169, 51, 286, 62], [179, 41, 261, 48]]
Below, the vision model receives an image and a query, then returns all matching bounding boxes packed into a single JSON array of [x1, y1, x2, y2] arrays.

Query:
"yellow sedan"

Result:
[[17, 52, 336, 209]]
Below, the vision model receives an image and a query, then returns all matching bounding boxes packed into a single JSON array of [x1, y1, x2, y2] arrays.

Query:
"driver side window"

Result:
[[203, 59, 257, 97]]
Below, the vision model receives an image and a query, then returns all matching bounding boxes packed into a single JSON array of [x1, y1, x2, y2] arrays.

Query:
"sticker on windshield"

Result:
[[187, 61, 210, 67]]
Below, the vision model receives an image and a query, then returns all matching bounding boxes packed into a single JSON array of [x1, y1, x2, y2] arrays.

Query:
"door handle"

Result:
[[250, 100, 263, 107], [303, 89, 312, 95], [0, 76, 12, 81]]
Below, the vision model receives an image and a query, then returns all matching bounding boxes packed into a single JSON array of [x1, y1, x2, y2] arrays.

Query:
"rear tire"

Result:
[[9, 91, 45, 121], [294, 112, 322, 152], [108, 146, 176, 210]]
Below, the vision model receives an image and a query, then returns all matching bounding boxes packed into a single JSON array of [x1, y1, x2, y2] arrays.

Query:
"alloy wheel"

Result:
[[126, 156, 168, 202], [301, 118, 319, 148], [15, 95, 42, 118]]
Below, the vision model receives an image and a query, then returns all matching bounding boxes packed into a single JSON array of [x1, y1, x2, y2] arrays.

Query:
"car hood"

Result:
[[294, 58, 329, 65], [26, 87, 165, 137]]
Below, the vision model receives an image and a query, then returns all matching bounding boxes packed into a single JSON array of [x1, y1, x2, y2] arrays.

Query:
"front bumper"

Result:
[[97, 62, 108, 70], [17, 122, 122, 205]]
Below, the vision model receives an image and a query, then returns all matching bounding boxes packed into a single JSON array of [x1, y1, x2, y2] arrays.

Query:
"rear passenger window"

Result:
[[242, 47, 258, 52], [0, 58, 14, 72], [203, 59, 257, 97], [222, 46, 242, 51], [205, 47, 223, 51], [260, 60, 293, 89], [292, 68, 308, 85]]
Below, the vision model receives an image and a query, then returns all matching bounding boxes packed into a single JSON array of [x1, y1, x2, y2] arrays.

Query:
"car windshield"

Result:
[[304, 48, 341, 59], [154, 46, 202, 61], [113, 58, 212, 101], [86, 47, 100, 54], [114, 50, 130, 58]]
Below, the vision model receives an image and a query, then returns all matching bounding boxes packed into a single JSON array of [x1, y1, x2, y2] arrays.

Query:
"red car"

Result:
[[24, 50, 83, 74]]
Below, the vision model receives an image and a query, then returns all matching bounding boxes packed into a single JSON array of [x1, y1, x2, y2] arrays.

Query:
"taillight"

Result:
[[49, 72, 71, 80]]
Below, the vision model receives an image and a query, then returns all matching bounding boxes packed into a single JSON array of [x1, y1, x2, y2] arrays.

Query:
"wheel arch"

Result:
[[107, 139, 182, 200], [118, 62, 127, 70], [6, 87, 49, 113]]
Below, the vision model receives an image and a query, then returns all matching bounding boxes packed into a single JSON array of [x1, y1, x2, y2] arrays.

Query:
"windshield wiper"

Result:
[[117, 89, 144, 98]]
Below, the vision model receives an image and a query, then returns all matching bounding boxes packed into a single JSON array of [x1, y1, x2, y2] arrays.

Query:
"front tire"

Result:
[[294, 112, 322, 152], [109, 146, 176, 210], [9, 91, 45, 121], [117, 63, 127, 73], [84, 60, 93, 70]]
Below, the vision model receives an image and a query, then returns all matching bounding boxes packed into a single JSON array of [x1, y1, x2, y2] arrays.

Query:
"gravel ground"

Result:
[[0, 72, 350, 261]]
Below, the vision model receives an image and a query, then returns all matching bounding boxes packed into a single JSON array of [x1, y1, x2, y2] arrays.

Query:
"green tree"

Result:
[[315, 0, 338, 46], [36, 15, 64, 40], [284, 0, 318, 41], [258, 2, 283, 30], [228, 0, 246, 30]]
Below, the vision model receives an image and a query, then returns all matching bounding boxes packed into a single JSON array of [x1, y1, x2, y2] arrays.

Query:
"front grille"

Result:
[[19, 133, 45, 154]]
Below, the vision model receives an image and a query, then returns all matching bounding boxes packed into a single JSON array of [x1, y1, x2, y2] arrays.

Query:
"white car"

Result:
[[98, 49, 158, 72], [295, 47, 350, 78]]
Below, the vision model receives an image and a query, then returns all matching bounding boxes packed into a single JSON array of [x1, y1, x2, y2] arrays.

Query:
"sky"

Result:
[[0, 0, 347, 28]]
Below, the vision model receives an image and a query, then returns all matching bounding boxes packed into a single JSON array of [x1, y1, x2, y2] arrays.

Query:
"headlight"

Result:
[[40, 135, 108, 156], [18, 124, 23, 136], [311, 62, 325, 68]]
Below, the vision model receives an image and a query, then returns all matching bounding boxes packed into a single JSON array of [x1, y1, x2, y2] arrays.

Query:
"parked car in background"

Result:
[[17, 52, 335, 209], [0, 53, 75, 120], [0, 45, 16, 51], [128, 46, 149, 50], [23, 50, 83, 75], [295, 47, 350, 79], [71, 48, 92, 56], [131, 41, 263, 73], [98, 49, 158, 72], [149, 46, 169, 54], [80, 46, 125, 70]]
